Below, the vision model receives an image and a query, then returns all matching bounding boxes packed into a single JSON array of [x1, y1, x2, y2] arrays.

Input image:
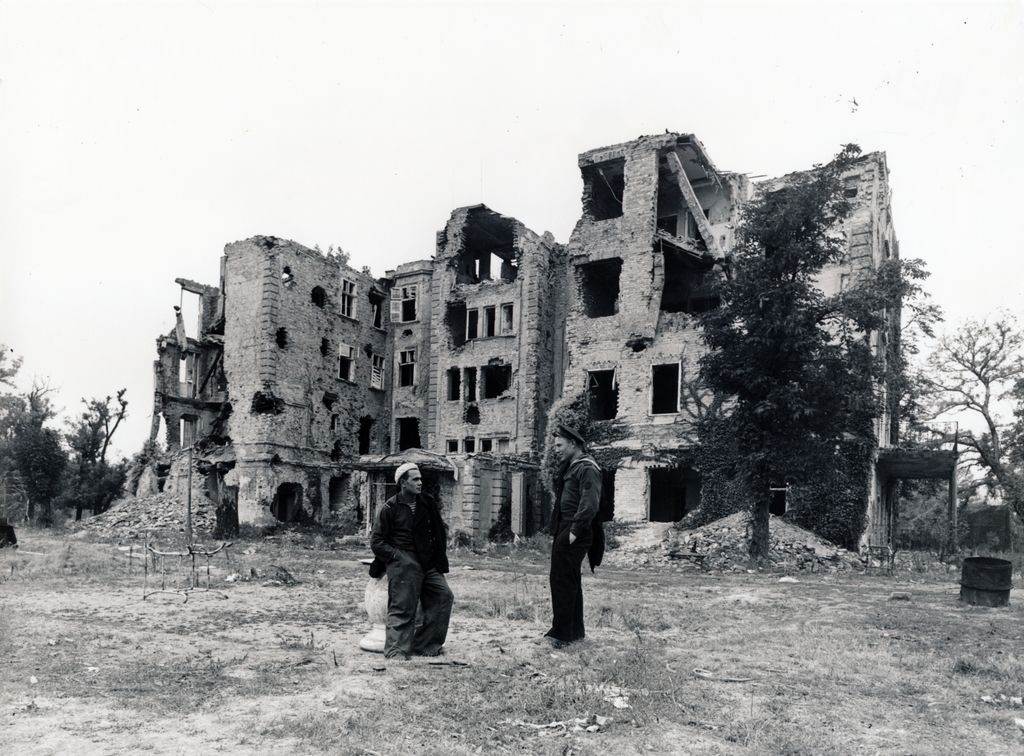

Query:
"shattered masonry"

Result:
[[144, 132, 900, 546]]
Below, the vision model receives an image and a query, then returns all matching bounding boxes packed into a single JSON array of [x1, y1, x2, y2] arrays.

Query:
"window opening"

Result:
[[588, 369, 619, 420], [657, 215, 678, 235], [500, 303, 514, 334], [466, 309, 479, 340], [447, 368, 461, 401], [338, 343, 354, 381], [497, 438, 509, 453], [282, 266, 294, 287], [369, 291, 384, 328], [446, 439, 459, 453], [651, 363, 680, 414], [397, 417, 421, 450], [180, 416, 198, 447], [358, 416, 374, 454], [447, 303, 467, 347], [463, 437, 476, 454], [482, 363, 512, 398], [457, 209, 518, 284], [579, 258, 622, 317], [391, 285, 418, 322], [484, 306, 497, 337], [582, 158, 625, 221], [340, 278, 357, 319], [661, 250, 719, 314], [320, 337, 330, 356], [463, 367, 477, 402], [276, 328, 288, 348], [330, 414, 339, 431], [311, 286, 326, 308], [370, 354, 385, 390], [481, 438, 493, 452], [399, 349, 416, 387]]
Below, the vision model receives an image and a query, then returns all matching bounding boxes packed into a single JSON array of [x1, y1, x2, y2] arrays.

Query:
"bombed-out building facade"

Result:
[[145, 132, 903, 547]]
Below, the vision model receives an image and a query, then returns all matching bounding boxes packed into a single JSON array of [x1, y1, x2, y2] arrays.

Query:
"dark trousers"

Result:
[[385, 554, 454, 658], [547, 524, 590, 643]]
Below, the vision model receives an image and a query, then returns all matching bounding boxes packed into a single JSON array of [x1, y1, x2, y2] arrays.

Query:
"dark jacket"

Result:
[[369, 493, 449, 578], [552, 455, 605, 571]]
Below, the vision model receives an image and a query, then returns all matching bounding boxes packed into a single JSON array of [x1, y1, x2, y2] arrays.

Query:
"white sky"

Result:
[[2, 0, 1023, 459]]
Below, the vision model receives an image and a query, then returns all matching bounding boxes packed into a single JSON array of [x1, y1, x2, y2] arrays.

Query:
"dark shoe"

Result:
[[415, 646, 445, 657], [384, 651, 410, 661]]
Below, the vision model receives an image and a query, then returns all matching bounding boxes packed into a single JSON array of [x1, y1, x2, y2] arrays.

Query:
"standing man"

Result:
[[545, 424, 602, 648], [370, 462, 453, 660]]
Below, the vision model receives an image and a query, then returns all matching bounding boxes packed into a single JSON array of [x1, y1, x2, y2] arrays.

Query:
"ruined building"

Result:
[[145, 132, 916, 549]]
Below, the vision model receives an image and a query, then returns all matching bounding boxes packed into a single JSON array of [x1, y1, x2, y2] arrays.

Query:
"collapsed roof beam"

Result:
[[666, 150, 720, 257]]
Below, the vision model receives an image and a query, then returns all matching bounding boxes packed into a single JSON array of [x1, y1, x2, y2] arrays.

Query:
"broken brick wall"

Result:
[[220, 237, 391, 525], [561, 135, 744, 461], [428, 206, 563, 457], [388, 260, 434, 452]]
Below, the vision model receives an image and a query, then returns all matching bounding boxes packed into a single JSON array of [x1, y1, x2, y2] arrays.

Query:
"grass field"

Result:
[[1, 529, 1022, 755]]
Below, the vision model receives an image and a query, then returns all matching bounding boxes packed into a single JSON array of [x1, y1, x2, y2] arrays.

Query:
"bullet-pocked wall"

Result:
[[147, 133, 901, 540], [429, 206, 565, 459], [219, 237, 391, 526], [560, 134, 749, 522]]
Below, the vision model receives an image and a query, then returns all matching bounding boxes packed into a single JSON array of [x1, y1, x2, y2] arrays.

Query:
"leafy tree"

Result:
[[59, 390, 129, 520], [11, 423, 66, 524], [0, 346, 67, 523], [696, 145, 913, 557], [923, 313, 1024, 529]]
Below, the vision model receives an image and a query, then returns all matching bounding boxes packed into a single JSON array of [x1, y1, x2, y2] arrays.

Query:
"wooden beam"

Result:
[[666, 150, 720, 256]]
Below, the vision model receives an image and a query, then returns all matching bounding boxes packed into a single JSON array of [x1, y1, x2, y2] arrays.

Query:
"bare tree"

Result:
[[922, 312, 1024, 524]]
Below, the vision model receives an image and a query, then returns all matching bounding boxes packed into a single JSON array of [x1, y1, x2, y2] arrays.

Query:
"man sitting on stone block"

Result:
[[370, 463, 453, 660]]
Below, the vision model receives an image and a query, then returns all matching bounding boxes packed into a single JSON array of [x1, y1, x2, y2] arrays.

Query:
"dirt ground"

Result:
[[2, 529, 1023, 755]]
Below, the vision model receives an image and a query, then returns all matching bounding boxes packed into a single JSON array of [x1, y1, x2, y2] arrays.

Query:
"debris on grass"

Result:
[[607, 511, 862, 573]]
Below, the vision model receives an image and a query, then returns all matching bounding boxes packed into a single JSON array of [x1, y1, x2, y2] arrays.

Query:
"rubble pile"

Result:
[[606, 512, 863, 573], [74, 493, 217, 540]]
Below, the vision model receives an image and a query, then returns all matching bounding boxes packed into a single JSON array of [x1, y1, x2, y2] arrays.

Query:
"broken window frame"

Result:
[[578, 258, 622, 318], [180, 416, 198, 448], [463, 367, 477, 402], [463, 437, 476, 454], [651, 362, 681, 415], [587, 368, 619, 421], [466, 308, 479, 341], [398, 349, 416, 387], [358, 416, 374, 455], [397, 417, 421, 451], [482, 363, 512, 399], [500, 303, 514, 335], [582, 158, 626, 221], [338, 343, 355, 382], [446, 367, 461, 401], [446, 439, 459, 453], [370, 353, 385, 390], [340, 278, 357, 319], [390, 285, 418, 323], [484, 305, 497, 337]]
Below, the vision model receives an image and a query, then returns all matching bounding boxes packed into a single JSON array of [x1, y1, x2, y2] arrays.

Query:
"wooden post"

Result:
[[185, 444, 194, 546], [947, 468, 958, 553]]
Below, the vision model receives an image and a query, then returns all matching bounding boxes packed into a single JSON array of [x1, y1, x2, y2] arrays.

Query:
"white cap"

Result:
[[395, 462, 420, 484]]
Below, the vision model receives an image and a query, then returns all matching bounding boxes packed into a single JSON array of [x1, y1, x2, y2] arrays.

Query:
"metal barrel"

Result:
[[960, 557, 1013, 607]]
